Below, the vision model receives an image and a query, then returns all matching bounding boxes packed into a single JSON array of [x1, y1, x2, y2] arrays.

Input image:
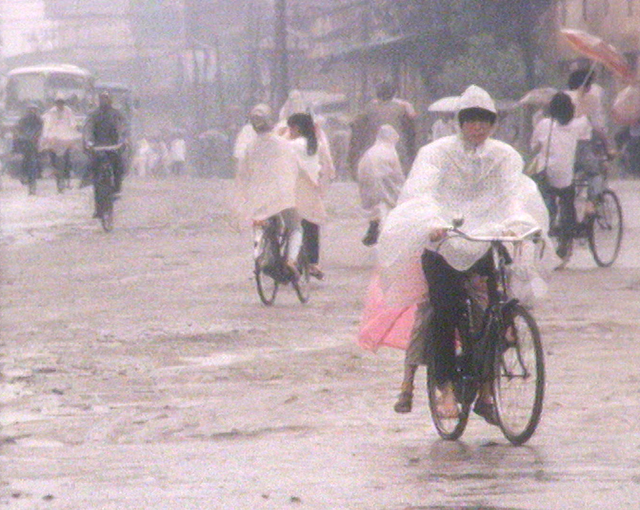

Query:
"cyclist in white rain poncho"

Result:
[[233, 104, 304, 273], [368, 85, 550, 420]]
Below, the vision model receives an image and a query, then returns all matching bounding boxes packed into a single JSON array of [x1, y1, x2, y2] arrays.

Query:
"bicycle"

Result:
[[426, 221, 545, 446], [549, 157, 623, 268], [90, 144, 122, 232], [253, 215, 310, 305]]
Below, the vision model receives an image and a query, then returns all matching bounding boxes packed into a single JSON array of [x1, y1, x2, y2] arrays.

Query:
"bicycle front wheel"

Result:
[[426, 357, 471, 441], [493, 304, 544, 445], [101, 198, 114, 232], [588, 189, 623, 267], [255, 262, 279, 305]]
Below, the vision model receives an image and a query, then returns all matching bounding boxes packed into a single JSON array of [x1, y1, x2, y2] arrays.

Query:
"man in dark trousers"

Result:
[[348, 80, 417, 178], [15, 104, 43, 195], [83, 91, 127, 193]]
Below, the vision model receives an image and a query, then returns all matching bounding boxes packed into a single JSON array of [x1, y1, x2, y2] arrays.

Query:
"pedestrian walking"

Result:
[[348, 80, 417, 177], [169, 131, 187, 176], [356, 124, 405, 247], [15, 104, 43, 195]]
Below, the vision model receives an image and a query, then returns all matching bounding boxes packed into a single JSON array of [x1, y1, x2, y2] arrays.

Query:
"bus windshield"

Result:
[[4, 65, 94, 115]]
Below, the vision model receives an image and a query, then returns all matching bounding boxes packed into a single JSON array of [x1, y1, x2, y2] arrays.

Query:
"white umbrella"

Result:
[[427, 96, 460, 112]]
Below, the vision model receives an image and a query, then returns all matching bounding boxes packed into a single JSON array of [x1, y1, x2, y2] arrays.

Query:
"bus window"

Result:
[[6, 73, 46, 111], [3, 65, 94, 118], [46, 72, 91, 108]]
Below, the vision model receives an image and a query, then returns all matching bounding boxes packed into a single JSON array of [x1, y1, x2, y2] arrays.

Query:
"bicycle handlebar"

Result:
[[444, 222, 543, 244]]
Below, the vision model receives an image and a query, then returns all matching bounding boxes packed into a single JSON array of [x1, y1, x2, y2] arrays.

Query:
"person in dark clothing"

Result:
[[83, 92, 127, 193], [15, 105, 43, 195], [348, 80, 417, 177]]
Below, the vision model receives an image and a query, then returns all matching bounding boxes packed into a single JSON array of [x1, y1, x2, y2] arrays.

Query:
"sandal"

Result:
[[473, 399, 499, 426], [308, 264, 325, 281], [394, 390, 413, 414], [285, 260, 300, 280]]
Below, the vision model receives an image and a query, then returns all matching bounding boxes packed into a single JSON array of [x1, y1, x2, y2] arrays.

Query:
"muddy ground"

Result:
[[1, 175, 640, 509]]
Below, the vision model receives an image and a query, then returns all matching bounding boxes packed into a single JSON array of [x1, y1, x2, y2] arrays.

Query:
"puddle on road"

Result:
[[180, 352, 255, 367], [210, 424, 313, 441], [0, 411, 46, 427]]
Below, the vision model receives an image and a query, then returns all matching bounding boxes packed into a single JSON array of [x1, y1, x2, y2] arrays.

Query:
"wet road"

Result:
[[1, 175, 640, 509]]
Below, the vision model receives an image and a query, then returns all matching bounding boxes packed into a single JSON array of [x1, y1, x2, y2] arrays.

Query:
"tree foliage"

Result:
[[387, 0, 559, 97]]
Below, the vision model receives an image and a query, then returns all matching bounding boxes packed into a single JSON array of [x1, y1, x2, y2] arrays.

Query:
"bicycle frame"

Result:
[[437, 224, 542, 391], [253, 214, 311, 304], [91, 144, 122, 232], [427, 222, 545, 444]]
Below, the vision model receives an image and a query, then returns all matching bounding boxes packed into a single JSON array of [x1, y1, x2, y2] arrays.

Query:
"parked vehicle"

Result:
[[1, 63, 95, 181]]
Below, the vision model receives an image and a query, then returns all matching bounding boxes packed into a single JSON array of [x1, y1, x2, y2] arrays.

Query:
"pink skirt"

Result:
[[357, 273, 417, 352]]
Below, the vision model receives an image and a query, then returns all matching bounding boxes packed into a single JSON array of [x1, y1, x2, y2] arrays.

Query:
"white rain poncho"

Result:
[[234, 130, 299, 225], [40, 104, 81, 155], [377, 85, 550, 306], [357, 124, 405, 220]]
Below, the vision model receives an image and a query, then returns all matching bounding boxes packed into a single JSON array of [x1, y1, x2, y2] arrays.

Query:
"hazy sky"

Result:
[[1, 0, 52, 58]]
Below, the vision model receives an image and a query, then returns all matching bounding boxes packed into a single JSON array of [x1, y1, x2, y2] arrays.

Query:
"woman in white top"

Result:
[[286, 113, 328, 280], [531, 91, 591, 259]]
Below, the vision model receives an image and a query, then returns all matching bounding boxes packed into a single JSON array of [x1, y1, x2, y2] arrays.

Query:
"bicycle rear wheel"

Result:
[[254, 233, 280, 305], [292, 252, 310, 304], [426, 354, 471, 441], [588, 189, 623, 267], [493, 304, 544, 445]]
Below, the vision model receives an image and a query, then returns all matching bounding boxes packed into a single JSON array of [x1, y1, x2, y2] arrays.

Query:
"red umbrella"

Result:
[[560, 28, 635, 83]]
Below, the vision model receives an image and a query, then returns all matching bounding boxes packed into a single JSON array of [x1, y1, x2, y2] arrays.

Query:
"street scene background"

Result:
[[1, 173, 640, 509]]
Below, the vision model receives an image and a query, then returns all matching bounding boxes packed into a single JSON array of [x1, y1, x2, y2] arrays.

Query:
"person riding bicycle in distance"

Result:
[[83, 92, 127, 197], [233, 104, 305, 276], [530, 92, 591, 261], [376, 85, 549, 422]]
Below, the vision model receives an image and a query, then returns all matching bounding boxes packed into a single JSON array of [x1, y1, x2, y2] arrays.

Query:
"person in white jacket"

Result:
[[286, 112, 329, 280], [40, 95, 80, 190]]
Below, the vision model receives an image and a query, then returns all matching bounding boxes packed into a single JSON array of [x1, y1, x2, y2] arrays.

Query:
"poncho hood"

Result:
[[457, 85, 497, 114]]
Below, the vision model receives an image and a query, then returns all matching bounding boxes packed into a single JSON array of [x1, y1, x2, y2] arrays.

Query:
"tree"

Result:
[[467, 0, 557, 90], [387, 0, 558, 97]]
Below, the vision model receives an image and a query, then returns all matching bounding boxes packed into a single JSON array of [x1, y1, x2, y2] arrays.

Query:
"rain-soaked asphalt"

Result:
[[1, 174, 640, 510]]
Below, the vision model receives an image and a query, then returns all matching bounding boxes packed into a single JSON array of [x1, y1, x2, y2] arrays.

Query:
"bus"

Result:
[[3, 63, 95, 122], [1, 63, 95, 180]]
